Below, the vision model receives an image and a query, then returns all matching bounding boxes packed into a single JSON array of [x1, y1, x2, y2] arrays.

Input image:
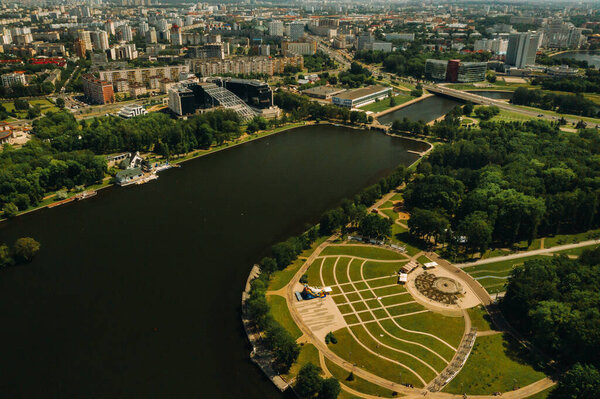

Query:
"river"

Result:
[[377, 95, 463, 125], [552, 50, 600, 68], [0, 124, 428, 398]]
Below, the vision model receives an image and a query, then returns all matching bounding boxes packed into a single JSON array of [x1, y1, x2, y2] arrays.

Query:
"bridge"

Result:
[[424, 84, 599, 128]]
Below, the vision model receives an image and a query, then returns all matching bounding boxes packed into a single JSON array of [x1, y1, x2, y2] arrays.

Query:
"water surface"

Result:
[[552, 50, 600, 68], [0, 125, 427, 398], [377, 95, 462, 125]]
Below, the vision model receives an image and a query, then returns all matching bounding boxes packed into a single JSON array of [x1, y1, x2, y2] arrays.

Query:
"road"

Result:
[[425, 84, 600, 128], [453, 239, 600, 268]]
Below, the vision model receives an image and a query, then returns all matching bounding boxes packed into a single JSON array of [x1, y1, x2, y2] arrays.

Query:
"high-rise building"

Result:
[[104, 19, 115, 36], [118, 24, 133, 42], [77, 30, 92, 51], [146, 27, 157, 43], [170, 24, 182, 46], [268, 20, 284, 37], [289, 21, 305, 40], [356, 31, 374, 51], [74, 38, 87, 58], [138, 21, 149, 37], [506, 31, 542, 68], [90, 30, 109, 51]]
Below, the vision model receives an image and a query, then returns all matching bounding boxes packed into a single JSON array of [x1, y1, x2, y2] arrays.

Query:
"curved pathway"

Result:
[[454, 239, 600, 268]]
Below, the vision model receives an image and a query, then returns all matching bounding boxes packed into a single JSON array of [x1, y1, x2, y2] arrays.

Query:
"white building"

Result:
[[2, 72, 26, 87], [90, 30, 109, 51], [268, 20, 284, 37], [118, 24, 133, 42], [118, 104, 148, 118], [474, 38, 508, 54]]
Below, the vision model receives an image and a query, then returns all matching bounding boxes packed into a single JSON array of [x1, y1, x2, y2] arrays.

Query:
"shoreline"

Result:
[[240, 132, 433, 394], [2, 121, 309, 222], [373, 93, 433, 118]]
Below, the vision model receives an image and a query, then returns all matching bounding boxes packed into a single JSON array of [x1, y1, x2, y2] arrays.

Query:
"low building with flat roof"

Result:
[[332, 85, 391, 108], [302, 86, 346, 99]]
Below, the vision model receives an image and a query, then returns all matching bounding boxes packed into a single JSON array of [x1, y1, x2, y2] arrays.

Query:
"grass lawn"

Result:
[[364, 322, 447, 372], [467, 306, 495, 332], [267, 294, 302, 340], [387, 302, 426, 317], [390, 193, 404, 201], [324, 358, 398, 398], [443, 333, 546, 395], [321, 245, 404, 260], [544, 228, 600, 248], [305, 258, 324, 286], [362, 260, 407, 280], [551, 244, 599, 257], [512, 104, 600, 125], [392, 223, 408, 237], [359, 94, 412, 113], [348, 258, 364, 282], [381, 208, 398, 221], [398, 311, 465, 349], [381, 200, 395, 208], [282, 343, 320, 380], [349, 325, 435, 386], [321, 257, 338, 287]]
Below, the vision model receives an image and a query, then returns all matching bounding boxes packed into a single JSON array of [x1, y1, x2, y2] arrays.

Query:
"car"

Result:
[[537, 114, 544, 117]]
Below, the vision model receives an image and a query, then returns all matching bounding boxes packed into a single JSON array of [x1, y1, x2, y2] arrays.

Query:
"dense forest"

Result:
[[404, 119, 600, 253], [511, 87, 599, 117], [502, 249, 600, 398], [533, 69, 600, 94]]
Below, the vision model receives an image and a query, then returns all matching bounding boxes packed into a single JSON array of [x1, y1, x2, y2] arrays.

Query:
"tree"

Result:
[[549, 364, 600, 399], [27, 105, 41, 119], [318, 378, 341, 399], [388, 91, 396, 107], [463, 102, 474, 116], [408, 208, 449, 244], [14, 98, 29, 111], [2, 203, 19, 218], [13, 237, 40, 262], [294, 363, 323, 398], [457, 212, 492, 254], [55, 98, 65, 109], [0, 243, 13, 268], [259, 257, 278, 275], [358, 213, 392, 239]]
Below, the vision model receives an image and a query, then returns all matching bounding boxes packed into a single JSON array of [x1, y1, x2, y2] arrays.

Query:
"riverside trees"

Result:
[[404, 120, 600, 251]]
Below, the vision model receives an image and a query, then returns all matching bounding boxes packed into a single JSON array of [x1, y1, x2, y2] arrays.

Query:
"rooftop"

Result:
[[333, 85, 390, 101]]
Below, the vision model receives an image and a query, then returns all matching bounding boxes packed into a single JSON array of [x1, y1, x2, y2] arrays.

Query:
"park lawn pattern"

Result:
[[363, 260, 408, 280], [443, 333, 546, 395], [324, 357, 398, 398], [320, 245, 404, 260]]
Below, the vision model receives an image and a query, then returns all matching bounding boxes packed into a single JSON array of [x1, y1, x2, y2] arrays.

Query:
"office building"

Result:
[[211, 77, 273, 109], [506, 31, 542, 68], [332, 85, 391, 108], [425, 59, 449, 80], [118, 104, 148, 118]]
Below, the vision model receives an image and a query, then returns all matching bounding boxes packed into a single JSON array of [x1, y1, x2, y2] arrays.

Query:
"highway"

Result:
[[424, 84, 600, 128]]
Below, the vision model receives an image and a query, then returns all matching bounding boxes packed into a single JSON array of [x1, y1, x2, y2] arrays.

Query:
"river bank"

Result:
[[0, 124, 425, 398], [2, 120, 310, 222]]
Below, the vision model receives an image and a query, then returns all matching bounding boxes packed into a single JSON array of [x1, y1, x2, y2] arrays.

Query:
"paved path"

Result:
[[454, 239, 600, 268]]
